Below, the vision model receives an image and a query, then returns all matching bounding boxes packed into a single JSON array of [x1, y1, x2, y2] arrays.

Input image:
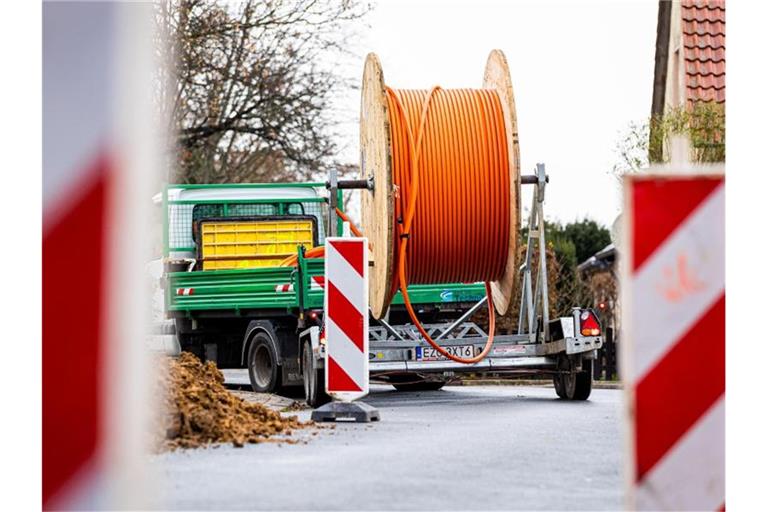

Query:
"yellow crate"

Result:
[[199, 219, 315, 270]]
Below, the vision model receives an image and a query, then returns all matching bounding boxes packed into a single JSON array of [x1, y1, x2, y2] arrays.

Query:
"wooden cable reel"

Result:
[[360, 50, 521, 320]]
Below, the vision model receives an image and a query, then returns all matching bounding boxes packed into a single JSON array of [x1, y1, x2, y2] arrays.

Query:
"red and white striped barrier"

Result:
[[323, 237, 369, 401], [623, 173, 725, 511], [44, 3, 156, 509]]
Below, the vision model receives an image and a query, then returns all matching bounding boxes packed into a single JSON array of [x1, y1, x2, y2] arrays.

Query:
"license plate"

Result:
[[415, 345, 477, 361]]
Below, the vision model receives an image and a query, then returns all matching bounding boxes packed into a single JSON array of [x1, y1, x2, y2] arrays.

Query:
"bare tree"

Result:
[[156, 0, 369, 184], [611, 120, 649, 180]]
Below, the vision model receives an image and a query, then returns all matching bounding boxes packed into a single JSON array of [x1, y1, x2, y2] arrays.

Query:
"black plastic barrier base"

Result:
[[310, 401, 381, 423]]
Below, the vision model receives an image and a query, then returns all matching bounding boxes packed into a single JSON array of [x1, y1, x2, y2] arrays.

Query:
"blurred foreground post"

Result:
[[43, 2, 159, 509], [622, 170, 725, 510]]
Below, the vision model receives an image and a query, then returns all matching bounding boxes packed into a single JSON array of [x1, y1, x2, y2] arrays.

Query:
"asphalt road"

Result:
[[151, 385, 623, 511]]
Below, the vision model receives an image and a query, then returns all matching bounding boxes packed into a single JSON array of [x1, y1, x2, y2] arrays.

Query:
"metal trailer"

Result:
[[301, 163, 604, 405]]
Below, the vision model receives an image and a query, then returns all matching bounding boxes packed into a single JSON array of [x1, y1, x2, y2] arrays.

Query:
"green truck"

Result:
[[162, 167, 603, 407]]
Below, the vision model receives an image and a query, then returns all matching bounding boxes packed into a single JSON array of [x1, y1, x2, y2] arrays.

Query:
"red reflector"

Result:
[[581, 311, 601, 336]]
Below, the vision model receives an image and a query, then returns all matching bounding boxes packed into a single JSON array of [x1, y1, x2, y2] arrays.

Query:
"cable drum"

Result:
[[360, 50, 520, 364], [387, 87, 510, 286]]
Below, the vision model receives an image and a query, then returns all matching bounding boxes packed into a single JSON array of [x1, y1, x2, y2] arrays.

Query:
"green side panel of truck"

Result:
[[169, 266, 298, 311], [164, 182, 487, 314], [167, 257, 486, 312]]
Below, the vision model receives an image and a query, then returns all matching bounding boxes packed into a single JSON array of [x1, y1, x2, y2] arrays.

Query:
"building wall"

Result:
[[661, 0, 694, 165]]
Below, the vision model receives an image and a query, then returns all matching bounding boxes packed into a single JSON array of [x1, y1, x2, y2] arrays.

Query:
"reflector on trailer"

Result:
[[580, 311, 601, 336]]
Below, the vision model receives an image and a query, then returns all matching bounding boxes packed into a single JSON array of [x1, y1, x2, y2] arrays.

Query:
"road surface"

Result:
[[151, 385, 623, 510]]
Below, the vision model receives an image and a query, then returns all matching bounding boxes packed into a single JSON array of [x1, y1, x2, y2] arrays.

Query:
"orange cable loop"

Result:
[[277, 208, 370, 266]]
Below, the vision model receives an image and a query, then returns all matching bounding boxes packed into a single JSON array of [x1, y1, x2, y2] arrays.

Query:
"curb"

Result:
[[455, 379, 623, 389]]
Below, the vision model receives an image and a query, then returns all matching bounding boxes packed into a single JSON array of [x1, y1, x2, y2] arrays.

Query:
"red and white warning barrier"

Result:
[[44, 2, 156, 509], [323, 237, 369, 401], [623, 173, 725, 511], [176, 287, 195, 296]]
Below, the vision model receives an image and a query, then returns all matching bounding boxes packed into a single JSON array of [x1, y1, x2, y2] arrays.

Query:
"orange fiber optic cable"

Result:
[[385, 87, 510, 363]]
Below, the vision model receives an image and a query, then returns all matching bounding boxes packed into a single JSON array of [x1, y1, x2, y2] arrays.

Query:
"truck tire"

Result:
[[554, 359, 592, 400], [302, 340, 331, 408], [247, 331, 282, 394]]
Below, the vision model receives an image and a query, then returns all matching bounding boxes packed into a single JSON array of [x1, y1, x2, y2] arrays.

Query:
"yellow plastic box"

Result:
[[199, 218, 315, 270]]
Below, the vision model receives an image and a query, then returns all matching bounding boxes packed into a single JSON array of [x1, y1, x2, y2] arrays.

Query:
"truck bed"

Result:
[[167, 257, 486, 315]]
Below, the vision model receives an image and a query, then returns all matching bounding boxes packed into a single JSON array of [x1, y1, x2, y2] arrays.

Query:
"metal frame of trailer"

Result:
[[309, 163, 603, 380]]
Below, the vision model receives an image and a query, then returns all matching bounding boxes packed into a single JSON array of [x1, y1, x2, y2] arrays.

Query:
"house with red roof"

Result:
[[651, 0, 725, 164]]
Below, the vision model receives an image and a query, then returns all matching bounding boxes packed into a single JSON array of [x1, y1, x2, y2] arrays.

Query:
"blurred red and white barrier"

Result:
[[43, 2, 158, 509], [623, 173, 725, 511], [324, 237, 369, 401]]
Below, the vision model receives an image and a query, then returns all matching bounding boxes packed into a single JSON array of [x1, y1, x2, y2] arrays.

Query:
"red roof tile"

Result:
[[685, 60, 722, 76], [683, 20, 725, 36], [683, 46, 725, 63], [684, 33, 726, 49], [686, 87, 725, 103], [681, 0, 725, 104]]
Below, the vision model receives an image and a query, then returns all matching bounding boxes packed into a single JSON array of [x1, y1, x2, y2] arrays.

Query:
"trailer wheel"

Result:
[[553, 373, 567, 399], [554, 359, 592, 400], [247, 332, 282, 394], [302, 340, 330, 408]]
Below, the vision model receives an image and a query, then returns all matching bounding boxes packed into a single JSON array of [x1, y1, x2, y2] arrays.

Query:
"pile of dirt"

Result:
[[159, 352, 308, 450]]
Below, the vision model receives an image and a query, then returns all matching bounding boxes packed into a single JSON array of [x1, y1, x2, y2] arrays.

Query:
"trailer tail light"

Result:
[[580, 310, 601, 336], [308, 310, 323, 326]]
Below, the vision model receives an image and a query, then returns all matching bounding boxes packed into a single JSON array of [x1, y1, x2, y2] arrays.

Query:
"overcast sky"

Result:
[[335, 0, 658, 229]]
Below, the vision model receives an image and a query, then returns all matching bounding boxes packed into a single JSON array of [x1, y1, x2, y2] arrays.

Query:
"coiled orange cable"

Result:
[[385, 87, 510, 364], [283, 88, 511, 364]]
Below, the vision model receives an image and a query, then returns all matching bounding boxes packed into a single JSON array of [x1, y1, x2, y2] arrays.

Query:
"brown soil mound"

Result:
[[160, 352, 308, 450]]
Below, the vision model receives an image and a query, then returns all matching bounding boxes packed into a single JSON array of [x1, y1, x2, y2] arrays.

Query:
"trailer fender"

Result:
[[241, 321, 281, 367]]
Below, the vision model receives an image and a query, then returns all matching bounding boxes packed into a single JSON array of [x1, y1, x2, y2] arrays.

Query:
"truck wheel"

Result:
[[554, 359, 592, 400], [302, 340, 331, 408], [247, 332, 282, 394]]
